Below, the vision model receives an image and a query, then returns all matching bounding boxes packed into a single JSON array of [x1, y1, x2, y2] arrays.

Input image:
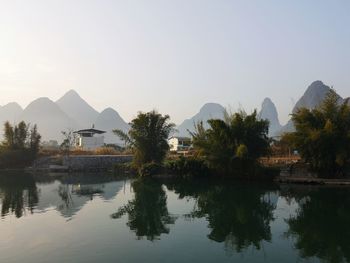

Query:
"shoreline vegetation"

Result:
[[0, 89, 349, 185]]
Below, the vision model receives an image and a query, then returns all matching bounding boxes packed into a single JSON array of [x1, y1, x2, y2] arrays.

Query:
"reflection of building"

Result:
[[168, 136, 192, 152], [74, 128, 106, 150], [35, 179, 124, 219]]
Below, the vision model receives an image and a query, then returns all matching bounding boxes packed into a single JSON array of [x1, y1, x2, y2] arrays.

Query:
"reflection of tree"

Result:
[[0, 173, 38, 218], [166, 179, 276, 252], [286, 188, 350, 263], [58, 184, 73, 210], [111, 179, 175, 241]]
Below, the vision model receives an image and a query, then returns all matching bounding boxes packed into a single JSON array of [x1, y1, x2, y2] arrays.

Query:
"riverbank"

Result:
[[275, 176, 350, 185]]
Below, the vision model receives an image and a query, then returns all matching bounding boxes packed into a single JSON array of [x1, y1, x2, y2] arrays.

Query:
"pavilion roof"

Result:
[[73, 128, 106, 134]]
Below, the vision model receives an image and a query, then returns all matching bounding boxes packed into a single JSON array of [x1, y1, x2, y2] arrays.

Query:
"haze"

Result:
[[1, 0, 350, 125]]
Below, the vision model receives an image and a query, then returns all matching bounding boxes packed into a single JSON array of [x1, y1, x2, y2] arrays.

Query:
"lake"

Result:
[[0, 173, 349, 263]]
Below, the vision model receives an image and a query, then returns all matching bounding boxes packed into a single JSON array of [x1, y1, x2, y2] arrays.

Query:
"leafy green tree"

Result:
[[113, 110, 175, 169], [288, 89, 350, 176], [0, 121, 41, 168], [191, 110, 270, 175]]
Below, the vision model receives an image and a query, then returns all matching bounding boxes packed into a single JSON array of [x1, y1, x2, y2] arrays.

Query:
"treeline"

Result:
[[115, 89, 350, 179], [114, 110, 274, 179], [282, 90, 350, 177], [0, 121, 41, 168]]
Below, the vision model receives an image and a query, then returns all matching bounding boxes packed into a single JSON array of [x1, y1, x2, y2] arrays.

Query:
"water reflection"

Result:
[[283, 186, 350, 263], [0, 173, 38, 218], [111, 179, 176, 241], [166, 179, 277, 252], [0, 173, 124, 219], [1, 173, 350, 263]]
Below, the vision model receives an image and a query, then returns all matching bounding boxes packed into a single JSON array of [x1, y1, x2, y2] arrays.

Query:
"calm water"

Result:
[[0, 173, 349, 263]]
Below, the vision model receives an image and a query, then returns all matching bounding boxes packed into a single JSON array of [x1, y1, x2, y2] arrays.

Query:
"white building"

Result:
[[74, 128, 106, 151], [168, 136, 192, 152]]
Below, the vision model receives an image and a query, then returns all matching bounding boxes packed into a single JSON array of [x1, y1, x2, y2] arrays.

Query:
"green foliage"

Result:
[[164, 156, 210, 177], [113, 110, 175, 171], [288, 89, 350, 176], [138, 162, 163, 177], [0, 121, 41, 168], [191, 110, 271, 175]]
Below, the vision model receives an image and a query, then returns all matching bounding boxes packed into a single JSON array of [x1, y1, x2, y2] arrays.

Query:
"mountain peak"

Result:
[[28, 97, 53, 106], [56, 90, 99, 128], [199, 103, 225, 114], [0, 102, 23, 125], [259, 97, 281, 136], [101, 107, 117, 114], [261, 97, 274, 106], [280, 80, 342, 135], [177, 102, 225, 136], [95, 107, 129, 144], [304, 80, 330, 95], [292, 80, 333, 113], [59, 89, 81, 100], [3, 102, 23, 111]]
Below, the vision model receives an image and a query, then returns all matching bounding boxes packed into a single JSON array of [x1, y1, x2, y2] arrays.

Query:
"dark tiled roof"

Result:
[[74, 128, 106, 134]]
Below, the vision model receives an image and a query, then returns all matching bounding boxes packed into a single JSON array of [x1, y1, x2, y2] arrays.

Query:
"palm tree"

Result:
[[114, 110, 175, 169]]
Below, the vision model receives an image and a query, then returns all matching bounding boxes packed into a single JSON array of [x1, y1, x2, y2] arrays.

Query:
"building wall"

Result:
[[78, 136, 105, 150], [168, 138, 179, 151], [168, 137, 192, 152]]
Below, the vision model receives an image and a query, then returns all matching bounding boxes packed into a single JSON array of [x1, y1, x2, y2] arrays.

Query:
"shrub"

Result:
[[138, 162, 163, 177], [164, 156, 211, 177], [0, 149, 35, 168], [94, 147, 119, 155]]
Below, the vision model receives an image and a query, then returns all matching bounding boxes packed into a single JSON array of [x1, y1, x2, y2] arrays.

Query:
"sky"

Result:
[[0, 0, 350, 125]]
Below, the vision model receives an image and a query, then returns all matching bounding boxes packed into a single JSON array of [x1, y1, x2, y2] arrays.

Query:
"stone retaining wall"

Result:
[[63, 155, 133, 171]]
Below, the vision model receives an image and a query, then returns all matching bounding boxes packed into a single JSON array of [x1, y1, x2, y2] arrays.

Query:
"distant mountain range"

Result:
[[0, 90, 129, 144], [175, 80, 349, 138], [0, 80, 347, 143], [176, 103, 225, 136], [280, 80, 349, 135]]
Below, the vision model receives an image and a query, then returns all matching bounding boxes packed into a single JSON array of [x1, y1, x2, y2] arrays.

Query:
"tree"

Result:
[[0, 121, 41, 168], [29, 124, 41, 155], [3, 121, 28, 149], [60, 129, 77, 157], [113, 110, 175, 169], [190, 110, 271, 175], [288, 89, 350, 176]]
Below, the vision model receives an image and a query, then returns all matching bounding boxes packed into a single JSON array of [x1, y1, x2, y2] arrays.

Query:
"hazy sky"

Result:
[[1, 0, 350, 125]]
